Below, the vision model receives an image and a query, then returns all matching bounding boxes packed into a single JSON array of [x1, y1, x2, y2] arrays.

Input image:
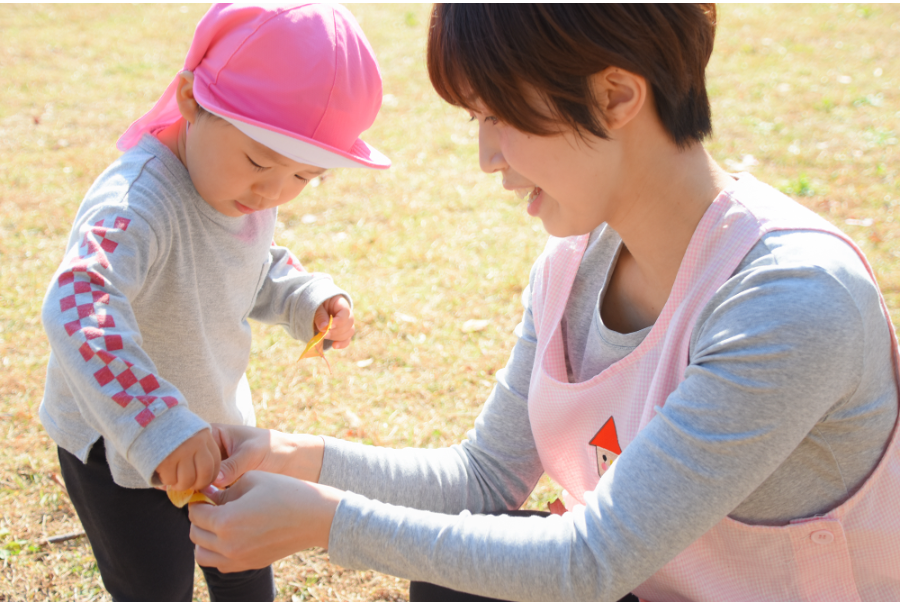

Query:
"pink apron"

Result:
[[528, 174, 899, 601]]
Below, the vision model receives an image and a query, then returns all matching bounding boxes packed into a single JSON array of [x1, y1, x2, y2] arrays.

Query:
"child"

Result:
[[189, 5, 898, 602], [39, 4, 388, 601]]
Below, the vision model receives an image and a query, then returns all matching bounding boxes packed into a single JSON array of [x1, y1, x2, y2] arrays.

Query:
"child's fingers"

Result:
[[325, 305, 353, 335], [156, 464, 176, 488], [174, 460, 197, 492], [182, 457, 204, 492], [313, 304, 331, 333], [325, 320, 354, 341], [320, 297, 351, 328], [192, 452, 219, 492], [327, 295, 351, 315]]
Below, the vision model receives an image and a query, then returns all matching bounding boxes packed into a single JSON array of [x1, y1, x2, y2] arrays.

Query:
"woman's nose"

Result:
[[478, 125, 506, 174]]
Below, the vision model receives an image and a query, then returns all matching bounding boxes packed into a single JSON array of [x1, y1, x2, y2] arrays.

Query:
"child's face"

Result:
[[183, 116, 326, 218], [470, 105, 622, 239]]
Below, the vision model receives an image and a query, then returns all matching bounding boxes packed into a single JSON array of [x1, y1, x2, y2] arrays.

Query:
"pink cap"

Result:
[[117, 3, 389, 169]]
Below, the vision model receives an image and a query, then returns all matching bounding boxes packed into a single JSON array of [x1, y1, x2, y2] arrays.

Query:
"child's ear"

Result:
[[590, 67, 647, 132], [174, 71, 200, 124]]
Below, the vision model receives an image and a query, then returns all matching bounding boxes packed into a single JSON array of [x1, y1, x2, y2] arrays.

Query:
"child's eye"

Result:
[[246, 156, 266, 172], [295, 175, 309, 182]]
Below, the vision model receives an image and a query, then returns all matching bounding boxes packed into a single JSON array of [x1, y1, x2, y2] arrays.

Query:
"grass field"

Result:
[[1, 3, 898, 601]]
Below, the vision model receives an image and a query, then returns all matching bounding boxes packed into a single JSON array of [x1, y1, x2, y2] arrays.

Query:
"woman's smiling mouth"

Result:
[[514, 186, 541, 205], [513, 186, 543, 216]]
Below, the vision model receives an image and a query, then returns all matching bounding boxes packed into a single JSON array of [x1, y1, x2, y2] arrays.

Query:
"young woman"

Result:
[[188, 5, 899, 601]]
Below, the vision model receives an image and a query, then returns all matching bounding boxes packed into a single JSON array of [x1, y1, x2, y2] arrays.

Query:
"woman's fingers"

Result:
[[188, 472, 341, 572], [187, 507, 217, 545], [189, 508, 255, 573], [193, 543, 237, 573], [214, 441, 261, 488], [214, 456, 241, 488], [211, 426, 270, 488]]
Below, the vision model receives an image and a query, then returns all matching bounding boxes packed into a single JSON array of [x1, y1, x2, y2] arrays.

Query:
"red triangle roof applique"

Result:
[[589, 416, 622, 455]]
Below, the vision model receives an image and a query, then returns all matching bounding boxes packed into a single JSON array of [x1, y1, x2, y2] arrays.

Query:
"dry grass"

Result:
[[0, 3, 897, 601]]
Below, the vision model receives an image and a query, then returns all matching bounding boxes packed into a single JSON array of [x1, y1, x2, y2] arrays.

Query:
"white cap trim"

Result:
[[208, 109, 387, 169]]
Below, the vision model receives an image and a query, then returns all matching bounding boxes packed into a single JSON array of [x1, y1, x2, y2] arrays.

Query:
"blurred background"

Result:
[[1, 4, 898, 600]]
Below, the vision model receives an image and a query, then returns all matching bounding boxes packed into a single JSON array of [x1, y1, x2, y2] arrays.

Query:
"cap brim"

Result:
[[207, 108, 390, 170]]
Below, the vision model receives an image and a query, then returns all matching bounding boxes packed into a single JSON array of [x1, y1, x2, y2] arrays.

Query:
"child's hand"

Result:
[[313, 295, 354, 350], [156, 429, 221, 492]]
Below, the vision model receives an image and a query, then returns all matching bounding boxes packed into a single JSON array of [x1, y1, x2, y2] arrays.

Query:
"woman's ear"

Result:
[[591, 67, 647, 132], [174, 71, 199, 124]]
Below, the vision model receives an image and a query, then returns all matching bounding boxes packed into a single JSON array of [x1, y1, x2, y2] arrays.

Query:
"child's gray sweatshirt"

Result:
[[320, 223, 897, 601], [40, 135, 348, 489]]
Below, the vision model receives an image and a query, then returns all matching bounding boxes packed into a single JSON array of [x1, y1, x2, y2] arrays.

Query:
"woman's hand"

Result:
[[211, 424, 325, 488], [189, 471, 342, 572]]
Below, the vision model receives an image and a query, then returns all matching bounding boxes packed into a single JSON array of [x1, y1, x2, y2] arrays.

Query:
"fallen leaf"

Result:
[[547, 498, 566, 516], [461, 319, 490, 333], [167, 489, 216, 508], [298, 315, 333, 373]]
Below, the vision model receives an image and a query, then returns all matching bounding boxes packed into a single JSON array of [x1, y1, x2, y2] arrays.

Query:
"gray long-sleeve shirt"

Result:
[[320, 223, 897, 601], [40, 135, 348, 488]]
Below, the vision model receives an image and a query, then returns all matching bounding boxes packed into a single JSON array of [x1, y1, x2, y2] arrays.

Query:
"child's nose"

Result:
[[252, 175, 284, 201]]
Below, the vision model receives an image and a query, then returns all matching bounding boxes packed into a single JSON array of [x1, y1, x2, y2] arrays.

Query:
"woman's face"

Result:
[[471, 104, 623, 238]]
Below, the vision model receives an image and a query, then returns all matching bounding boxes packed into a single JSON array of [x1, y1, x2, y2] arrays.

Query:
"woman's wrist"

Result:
[[278, 432, 325, 483], [312, 482, 343, 549]]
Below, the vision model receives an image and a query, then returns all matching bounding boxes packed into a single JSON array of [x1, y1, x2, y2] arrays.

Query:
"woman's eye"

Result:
[[467, 113, 498, 124]]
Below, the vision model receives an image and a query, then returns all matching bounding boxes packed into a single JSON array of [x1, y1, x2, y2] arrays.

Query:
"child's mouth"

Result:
[[234, 201, 256, 215]]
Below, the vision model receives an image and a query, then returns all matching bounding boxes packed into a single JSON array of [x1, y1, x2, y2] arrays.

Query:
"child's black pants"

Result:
[[57, 438, 275, 602]]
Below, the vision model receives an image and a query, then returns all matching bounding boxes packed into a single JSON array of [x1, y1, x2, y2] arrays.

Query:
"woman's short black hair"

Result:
[[427, 4, 717, 148]]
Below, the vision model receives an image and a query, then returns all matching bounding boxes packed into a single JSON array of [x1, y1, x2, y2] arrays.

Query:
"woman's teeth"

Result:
[[515, 187, 541, 204]]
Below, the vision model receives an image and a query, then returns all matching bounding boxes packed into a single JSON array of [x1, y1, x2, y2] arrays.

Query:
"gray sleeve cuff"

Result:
[[125, 406, 210, 486]]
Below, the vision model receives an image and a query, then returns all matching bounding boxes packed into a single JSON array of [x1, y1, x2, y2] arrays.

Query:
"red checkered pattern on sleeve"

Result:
[[56, 217, 178, 427]]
